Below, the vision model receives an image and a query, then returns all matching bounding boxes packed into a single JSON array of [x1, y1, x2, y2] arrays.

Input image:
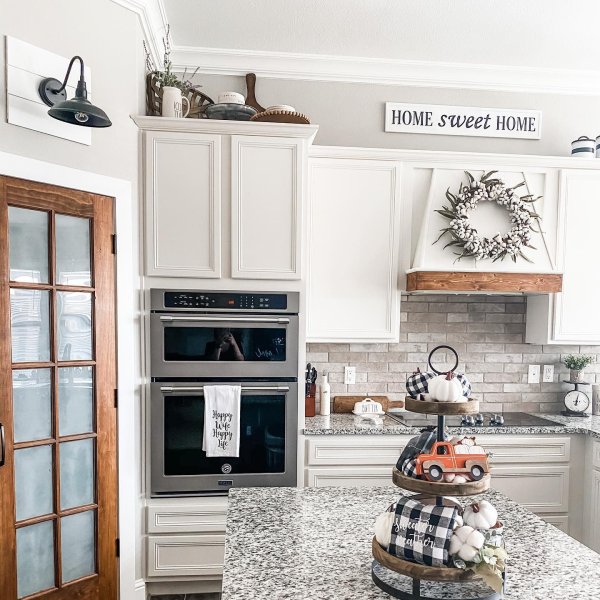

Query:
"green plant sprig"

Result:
[[563, 354, 594, 370]]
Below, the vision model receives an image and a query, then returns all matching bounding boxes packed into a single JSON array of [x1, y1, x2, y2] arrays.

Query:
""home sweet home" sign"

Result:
[[385, 102, 542, 140]]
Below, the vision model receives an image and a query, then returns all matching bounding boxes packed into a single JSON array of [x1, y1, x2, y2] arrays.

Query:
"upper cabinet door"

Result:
[[307, 158, 402, 342], [145, 131, 221, 278], [552, 170, 600, 342], [231, 136, 304, 280]]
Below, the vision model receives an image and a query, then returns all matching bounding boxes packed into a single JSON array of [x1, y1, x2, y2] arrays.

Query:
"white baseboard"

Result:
[[135, 578, 146, 600]]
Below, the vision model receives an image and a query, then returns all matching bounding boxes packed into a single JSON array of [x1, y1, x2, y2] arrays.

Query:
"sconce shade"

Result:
[[38, 56, 111, 128]]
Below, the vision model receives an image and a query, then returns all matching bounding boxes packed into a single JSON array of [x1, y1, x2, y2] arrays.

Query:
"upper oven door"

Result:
[[150, 313, 299, 378]]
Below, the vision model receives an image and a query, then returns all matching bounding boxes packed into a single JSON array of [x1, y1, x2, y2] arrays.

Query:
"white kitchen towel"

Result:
[[202, 385, 241, 457]]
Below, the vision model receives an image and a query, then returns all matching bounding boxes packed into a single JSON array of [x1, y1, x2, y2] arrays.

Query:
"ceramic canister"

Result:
[[218, 91, 245, 105], [571, 136, 595, 157], [596, 135, 600, 158]]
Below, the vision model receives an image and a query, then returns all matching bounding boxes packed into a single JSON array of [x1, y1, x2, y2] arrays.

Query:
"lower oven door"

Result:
[[151, 381, 298, 495]]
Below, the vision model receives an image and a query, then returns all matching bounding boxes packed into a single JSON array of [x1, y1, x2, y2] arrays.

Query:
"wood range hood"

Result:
[[406, 271, 563, 294]]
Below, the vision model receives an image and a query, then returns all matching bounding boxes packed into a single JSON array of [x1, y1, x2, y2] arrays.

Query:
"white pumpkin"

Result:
[[463, 501, 498, 531], [428, 372, 463, 402], [374, 509, 395, 550], [449, 525, 485, 562]]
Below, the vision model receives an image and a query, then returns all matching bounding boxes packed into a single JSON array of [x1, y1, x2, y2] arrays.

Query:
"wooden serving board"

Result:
[[332, 395, 404, 413]]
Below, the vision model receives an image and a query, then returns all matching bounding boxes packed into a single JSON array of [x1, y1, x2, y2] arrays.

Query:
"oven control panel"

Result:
[[163, 291, 288, 310]]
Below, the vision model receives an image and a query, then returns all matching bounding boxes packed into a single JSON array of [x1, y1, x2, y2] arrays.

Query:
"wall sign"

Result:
[[385, 102, 541, 140]]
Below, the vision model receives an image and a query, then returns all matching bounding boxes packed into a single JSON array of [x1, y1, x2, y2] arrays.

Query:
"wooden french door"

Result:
[[0, 177, 118, 599]]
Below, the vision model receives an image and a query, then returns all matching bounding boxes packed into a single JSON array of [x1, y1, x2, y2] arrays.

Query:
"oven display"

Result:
[[164, 292, 287, 310]]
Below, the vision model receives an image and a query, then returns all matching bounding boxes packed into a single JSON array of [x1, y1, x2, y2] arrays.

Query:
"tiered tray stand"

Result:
[[371, 397, 503, 600]]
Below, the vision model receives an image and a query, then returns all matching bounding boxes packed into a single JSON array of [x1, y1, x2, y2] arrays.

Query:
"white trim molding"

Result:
[[171, 45, 600, 96], [109, 0, 169, 67]]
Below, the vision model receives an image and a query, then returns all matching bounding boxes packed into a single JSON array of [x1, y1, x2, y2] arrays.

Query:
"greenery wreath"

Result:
[[435, 171, 540, 263]]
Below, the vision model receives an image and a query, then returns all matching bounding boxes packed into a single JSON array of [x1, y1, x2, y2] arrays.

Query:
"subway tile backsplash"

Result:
[[307, 295, 600, 413]]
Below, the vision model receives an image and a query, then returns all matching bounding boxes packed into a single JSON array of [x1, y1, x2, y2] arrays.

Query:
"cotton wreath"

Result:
[[435, 171, 540, 263]]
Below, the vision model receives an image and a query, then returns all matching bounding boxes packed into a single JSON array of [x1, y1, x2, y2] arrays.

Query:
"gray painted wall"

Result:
[[196, 73, 600, 156]]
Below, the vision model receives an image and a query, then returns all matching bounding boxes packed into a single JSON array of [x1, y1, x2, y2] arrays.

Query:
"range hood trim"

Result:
[[406, 270, 563, 294]]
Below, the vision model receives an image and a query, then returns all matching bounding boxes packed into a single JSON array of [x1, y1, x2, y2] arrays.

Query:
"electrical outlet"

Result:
[[528, 364, 540, 384], [543, 364, 555, 383], [344, 366, 356, 385]]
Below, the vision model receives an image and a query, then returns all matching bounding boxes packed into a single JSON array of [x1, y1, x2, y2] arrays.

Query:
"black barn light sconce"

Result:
[[38, 55, 112, 128]]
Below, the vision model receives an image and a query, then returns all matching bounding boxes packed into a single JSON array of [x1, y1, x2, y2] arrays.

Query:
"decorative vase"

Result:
[[161, 86, 190, 118], [570, 369, 585, 383]]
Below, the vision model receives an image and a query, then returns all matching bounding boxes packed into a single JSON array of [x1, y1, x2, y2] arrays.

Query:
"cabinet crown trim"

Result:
[[132, 115, 319, 141]]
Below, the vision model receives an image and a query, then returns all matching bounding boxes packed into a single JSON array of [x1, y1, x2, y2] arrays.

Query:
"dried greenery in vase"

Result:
[[563, 354, 594, 371]]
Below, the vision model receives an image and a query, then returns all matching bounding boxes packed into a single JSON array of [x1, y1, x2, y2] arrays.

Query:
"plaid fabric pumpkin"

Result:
[[406, 369, 472, 399], [396, 430, 450, 479], [388, 496, 459, 567]]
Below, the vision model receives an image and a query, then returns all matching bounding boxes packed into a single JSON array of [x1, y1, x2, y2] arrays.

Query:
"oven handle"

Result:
[[159, 315, 290, 325], [160, 386, 291, 394]]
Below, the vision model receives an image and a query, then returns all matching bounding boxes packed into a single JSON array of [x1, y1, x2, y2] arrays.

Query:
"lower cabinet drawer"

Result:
[[147, 501, 227, 534], [306, 436, 410, 466], [542, 514, 569, 533], [491, 464, 569, 513], [306, 467, 395, 487], [147, 534, 225, 578]]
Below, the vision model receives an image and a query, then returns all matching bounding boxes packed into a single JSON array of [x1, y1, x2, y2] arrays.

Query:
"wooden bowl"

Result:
[[250, 110, 310, 124], [392, 467, 491, 496], [404, 396, 480, 415], [371, 537, 477, 582]]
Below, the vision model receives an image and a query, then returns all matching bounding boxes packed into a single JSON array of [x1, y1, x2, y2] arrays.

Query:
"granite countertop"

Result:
[[222, 486, 600, 600], [304, 413, 600, 440]]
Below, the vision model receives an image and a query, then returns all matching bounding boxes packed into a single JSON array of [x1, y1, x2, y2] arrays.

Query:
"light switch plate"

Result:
[[543, 364, 554, 383], [344, 366, 356, 385], [528, 364, 540, 384]]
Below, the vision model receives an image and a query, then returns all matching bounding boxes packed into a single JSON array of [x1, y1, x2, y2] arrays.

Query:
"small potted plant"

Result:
[[563, 354, 594, 383]]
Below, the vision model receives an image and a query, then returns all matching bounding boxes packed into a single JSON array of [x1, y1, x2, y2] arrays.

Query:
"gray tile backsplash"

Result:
[[307, 295, 600, 413]]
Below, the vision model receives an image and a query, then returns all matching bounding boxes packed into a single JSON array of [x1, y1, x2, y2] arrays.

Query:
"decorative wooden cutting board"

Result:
[[332, 395, 404, 413]]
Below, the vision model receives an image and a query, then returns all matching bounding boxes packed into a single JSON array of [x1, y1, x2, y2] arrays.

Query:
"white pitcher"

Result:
[[161, 86, 190, 118]]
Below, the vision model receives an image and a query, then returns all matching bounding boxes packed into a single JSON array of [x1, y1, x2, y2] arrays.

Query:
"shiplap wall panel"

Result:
[[6, 36, 92, 145]]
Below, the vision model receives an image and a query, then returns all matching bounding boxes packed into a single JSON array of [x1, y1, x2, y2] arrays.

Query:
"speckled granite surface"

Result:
[[222, 487, 600, 600], [303, 413, 600, 439]]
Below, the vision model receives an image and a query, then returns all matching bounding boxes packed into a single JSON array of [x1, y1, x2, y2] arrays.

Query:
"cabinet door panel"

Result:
[[231, 136, 303, 279], [308, 158, 401, 342], [147, 535, 224, 578], [145, 132, 221, 277], [306, 467, 394, 487], [553, 171, 600, 342]]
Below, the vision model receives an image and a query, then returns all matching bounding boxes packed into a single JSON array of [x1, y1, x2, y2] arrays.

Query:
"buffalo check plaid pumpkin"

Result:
[[388, 496, 459, 567], [406, 369, 472, 399]]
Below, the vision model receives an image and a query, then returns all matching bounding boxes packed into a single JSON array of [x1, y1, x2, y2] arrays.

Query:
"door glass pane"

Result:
[[163, 326, 287, 361], [164, 394, 286, 475], [13, 368, 52, 443], [57, 291, 93, 361], [60, 438, 94, 509], [59, 367, 94, 436], [8, 206, 49, 283], [61, 510, 96, 583], [56, 214, 92, 286], [15, 445, 53, 521], [10, 288, 51, 363], [16, 520, 55, 598]]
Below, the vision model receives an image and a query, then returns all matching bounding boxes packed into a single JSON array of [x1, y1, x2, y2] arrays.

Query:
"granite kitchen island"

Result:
[[222, 486, 600, 600]]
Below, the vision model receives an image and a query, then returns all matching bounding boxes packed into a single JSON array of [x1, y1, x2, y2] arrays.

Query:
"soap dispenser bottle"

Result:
[[320, 372, 331, 416]]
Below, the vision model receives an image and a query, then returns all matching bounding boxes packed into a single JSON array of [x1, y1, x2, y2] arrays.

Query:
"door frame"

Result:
[[0, 151, 140, 600]]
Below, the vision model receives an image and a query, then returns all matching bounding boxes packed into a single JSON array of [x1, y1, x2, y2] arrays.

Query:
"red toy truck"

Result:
[[415, 441, 490, 482]]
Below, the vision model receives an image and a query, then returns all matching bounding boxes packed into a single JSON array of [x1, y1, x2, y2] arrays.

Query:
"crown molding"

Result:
[[109, 0, 168, 66], [171, 45, 600, 96]]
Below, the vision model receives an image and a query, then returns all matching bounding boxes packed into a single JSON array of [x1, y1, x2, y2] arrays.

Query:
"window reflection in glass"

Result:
[[10, 289, 51, 363], [56, 214, 92, 287], [8, 206, 49, 284], [13, 369, 52, 443], [57, 292, 93, 361]]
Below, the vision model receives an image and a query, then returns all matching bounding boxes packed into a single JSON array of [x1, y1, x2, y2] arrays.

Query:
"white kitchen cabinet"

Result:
[[307, 156, 403, 342], [231, 136, 304, 279], [145, 497, 227, 581], [144, 130, 222, 278], [584, 440, 600, 552], [527, 170, 600, 344], [136, 117, 318, 280]]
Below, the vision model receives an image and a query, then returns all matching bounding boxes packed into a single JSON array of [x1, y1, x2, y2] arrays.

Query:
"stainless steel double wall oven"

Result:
[[150, 289, 299, 495]]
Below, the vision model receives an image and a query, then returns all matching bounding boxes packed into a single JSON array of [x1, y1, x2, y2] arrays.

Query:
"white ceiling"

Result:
[[163, 0, 600, 71]]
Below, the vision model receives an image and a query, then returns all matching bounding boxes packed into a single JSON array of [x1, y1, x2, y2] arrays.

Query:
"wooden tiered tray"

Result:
[[404, 396, 480, 415], [372, 537, 477, 582], [392, 467, 491, 496]]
